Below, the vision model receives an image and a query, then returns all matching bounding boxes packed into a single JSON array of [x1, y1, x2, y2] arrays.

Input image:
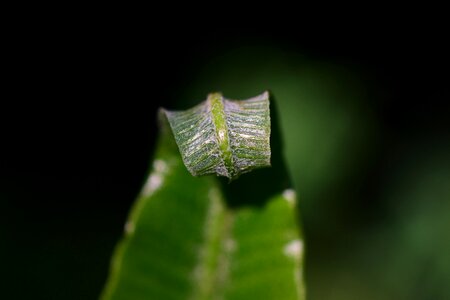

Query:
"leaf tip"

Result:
[[161, 92, 272, 180]]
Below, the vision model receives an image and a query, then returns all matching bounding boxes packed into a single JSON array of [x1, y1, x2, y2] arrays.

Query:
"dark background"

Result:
[[2, 23, 449, 299]]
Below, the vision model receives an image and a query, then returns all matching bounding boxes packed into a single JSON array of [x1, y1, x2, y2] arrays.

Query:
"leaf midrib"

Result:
[[190, 185, 234, 300]]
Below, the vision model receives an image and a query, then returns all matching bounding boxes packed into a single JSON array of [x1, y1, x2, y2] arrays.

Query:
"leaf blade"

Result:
[[101, 93, 305, 300]]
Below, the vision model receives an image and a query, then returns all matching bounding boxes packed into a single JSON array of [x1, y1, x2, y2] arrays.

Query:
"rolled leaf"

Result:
[[163, 91, 271, 180]]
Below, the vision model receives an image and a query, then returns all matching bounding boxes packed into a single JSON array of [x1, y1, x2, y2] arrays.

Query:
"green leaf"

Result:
[[101, 92, 305, 300], [163, 92, 271, 180]]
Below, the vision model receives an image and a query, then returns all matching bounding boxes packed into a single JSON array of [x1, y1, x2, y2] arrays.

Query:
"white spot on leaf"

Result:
[[237, 133, 253, 139], [154, 159, 167, 173], [142, 159, 168, 196], [124, 221, 135, 234], [283, 189, 296, 206], [149, 174, 162, 190], [218, 129, 226, 140], [284, 239, 303, 260]]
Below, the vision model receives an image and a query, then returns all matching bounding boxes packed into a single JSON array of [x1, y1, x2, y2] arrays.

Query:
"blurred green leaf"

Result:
[[101, 93, 304, 300]]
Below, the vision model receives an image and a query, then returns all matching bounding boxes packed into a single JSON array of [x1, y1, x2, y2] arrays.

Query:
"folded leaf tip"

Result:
[[162, 91, 271, 179]]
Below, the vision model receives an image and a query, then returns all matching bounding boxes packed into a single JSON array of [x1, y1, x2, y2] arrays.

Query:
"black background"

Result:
[[2, 22, 449, 299]]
